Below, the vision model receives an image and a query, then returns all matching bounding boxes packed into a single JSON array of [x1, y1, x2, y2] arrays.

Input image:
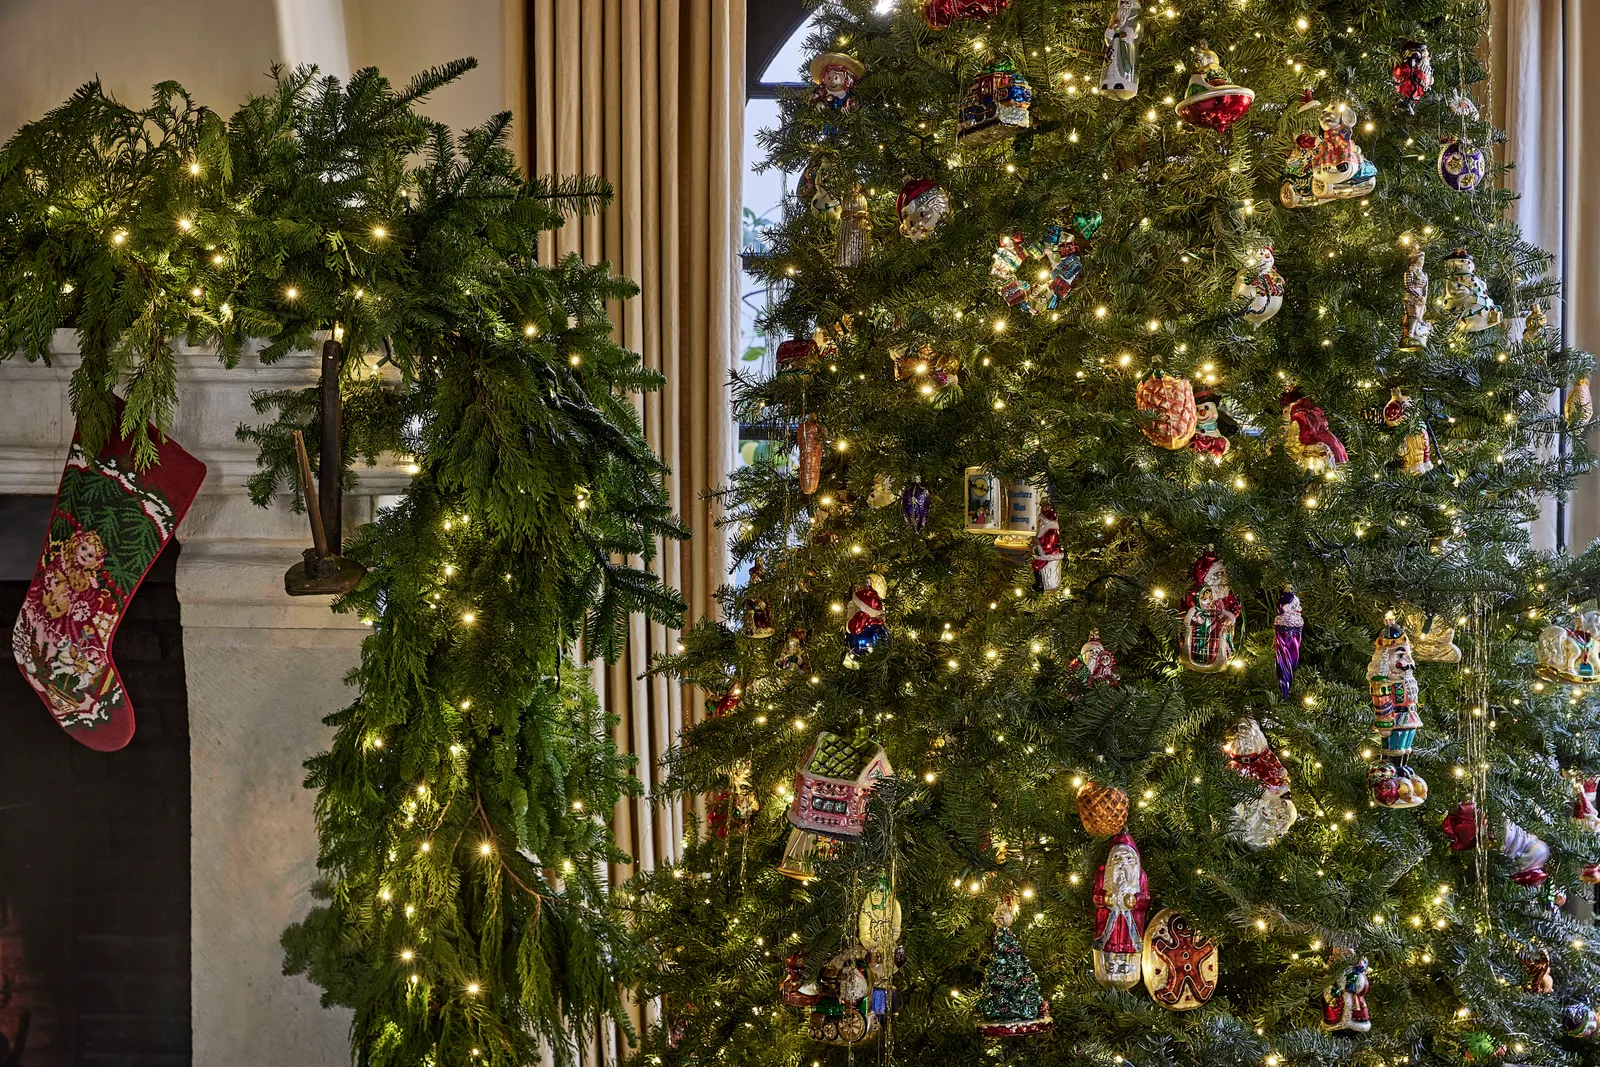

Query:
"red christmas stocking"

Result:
[[11, 412, 206, 751]]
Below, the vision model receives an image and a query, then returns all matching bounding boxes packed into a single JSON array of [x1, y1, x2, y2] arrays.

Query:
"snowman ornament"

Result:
[[1232, 243, 1284, 326]]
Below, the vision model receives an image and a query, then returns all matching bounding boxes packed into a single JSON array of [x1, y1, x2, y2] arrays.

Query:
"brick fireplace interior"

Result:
[[0, 496, 191, 1067]]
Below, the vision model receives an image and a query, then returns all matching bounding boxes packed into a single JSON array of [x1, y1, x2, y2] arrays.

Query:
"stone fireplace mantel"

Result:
[[0, 330, 407, 1064]]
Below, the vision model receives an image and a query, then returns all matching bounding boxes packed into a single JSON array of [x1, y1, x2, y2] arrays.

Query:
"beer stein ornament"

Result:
[[1142, 910, 1218, 1010], [1032, 503, 1063, 592], [1401, 245, 1431, 350], [1437, 134, 1486, 192], [1321, 954, 1372, 1033], [1092, 832, 1149, 990], [897, 177, 951, 240], [1179, 549, 1240, 673], [1232, 243, 1284, 326], [1440, 249, 1502, 332], [1311, 102, 1378, 200], [810, 53, 864, 116], [1174, 42, 1254, 135], [1136, 370, 1197, 449], [1281, 388, 1348, 472], [1100, 0, 1142, 100], [958, 56, 1032, 147], [1393, 40, 1433, 114], [1536, 609, 1600, 684]]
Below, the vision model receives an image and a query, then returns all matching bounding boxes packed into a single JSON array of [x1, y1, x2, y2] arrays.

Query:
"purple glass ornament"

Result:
[[902, 479, 932, 531], [1273, 588, 1304, 700], [1436, 135, 1485, 192]]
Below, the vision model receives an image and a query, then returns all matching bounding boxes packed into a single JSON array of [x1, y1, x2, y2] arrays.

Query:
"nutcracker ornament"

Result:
[[1070, 632, 1121, 687], [1401, 245, 1432, 350], [1281, 388, 1348, 472], [1189, 390, 1230, 457], [897, 177, 951, 240], [1179, 548, 1240, 674], [958, 56, 1032, 147], [798, 159, 842, 220], [1100, 0, 1142, 100], [1575, 778, 1600, 833], [1537, 610, 1600, 684], [1231, 243, 1284, 327], [1393, 40, 1433, 114], [901, 477, 932, 532], [810, 53, 864, 115], [843, 572, 890, 668], [1368, 620, 1428, 809], [1321, 953, 1372, 1034], [1092, 832, 1150, 990], [1032, 503, 1063, 592], [1142, 910, 1219, 1011], [798, 416, 823, 494], [1440, 249, 1502, 332], [1077, 780, 1129, 836], [835, 184, 873, 269], [1136, 370, 1198, 449], [921, 0, 1006, 30], [974, 897, 1054, 1036], [1501, 819, 1551, 886], [744, 560, 775, 638], [1174, 42, 1254, 135], [1311, 102, 1378, 200], [1437, 135, 1486, 192], [1274, 587, 1304, 699], [1382, 388, 1435, 475]]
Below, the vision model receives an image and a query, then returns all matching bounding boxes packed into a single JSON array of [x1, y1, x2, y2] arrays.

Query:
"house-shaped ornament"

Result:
[[787, 729, 893, 839]]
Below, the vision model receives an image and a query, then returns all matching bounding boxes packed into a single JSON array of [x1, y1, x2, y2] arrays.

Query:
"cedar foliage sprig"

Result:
[[0, 62, 684, 1065]]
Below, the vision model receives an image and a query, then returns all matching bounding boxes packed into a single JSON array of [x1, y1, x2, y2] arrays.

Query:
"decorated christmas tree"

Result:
[[631, 2, 1600, 1066]]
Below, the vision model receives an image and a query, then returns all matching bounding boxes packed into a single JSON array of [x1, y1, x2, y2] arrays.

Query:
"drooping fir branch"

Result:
[[0, 64, 686, 1065]]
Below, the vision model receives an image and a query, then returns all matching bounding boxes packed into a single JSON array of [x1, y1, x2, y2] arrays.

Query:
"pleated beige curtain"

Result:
[[1491, 0, 1600, 550], [523, 0, 743, 941]]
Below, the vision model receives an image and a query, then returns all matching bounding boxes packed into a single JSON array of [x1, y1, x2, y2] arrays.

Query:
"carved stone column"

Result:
[[0, 332, 405, 1065]]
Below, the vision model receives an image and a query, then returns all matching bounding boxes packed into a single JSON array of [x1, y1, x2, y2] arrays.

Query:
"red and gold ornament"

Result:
[[1136, 370, 1197, 449]]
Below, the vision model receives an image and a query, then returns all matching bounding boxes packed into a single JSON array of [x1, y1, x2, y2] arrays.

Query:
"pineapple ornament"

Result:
[[1136, 370, 1197, 449], [974, 896, 1053, 1037]]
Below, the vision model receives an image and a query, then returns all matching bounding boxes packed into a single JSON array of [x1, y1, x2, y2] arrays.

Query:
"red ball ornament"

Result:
[[1173, 43, 1254, 135], [1440, 801, 1479, 851]]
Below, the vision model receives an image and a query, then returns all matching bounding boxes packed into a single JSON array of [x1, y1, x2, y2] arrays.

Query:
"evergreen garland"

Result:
[[0, 63, 683, 1064]]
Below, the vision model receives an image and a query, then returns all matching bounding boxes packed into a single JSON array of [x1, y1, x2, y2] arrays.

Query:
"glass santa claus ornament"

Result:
[[896, 177, 951, 240], [1091, 832, 1149, 990], [1174, 42, 1254, 135], [1392, 40, 1433, 114], [1178, 548, 1239, 673]]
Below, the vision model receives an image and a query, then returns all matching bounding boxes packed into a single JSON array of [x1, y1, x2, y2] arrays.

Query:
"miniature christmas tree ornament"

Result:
[[1280, 388, 1348, 472], [1437, 135, 1486, 192], [1179, 548, 1240, 673], [1274, 588, 1304, 698], [958, 56, 1032, 147], [1368, 620, 1428, 808], [1393, 41, 1433, 114], [1232, 243, 1284, 326], [974, 897, 1053, 1036], [897, 177, 951, 240], [1032, 503, 1063, 591], [1174, 42, 1254, 135], [1537, 610, 1600, 683], [835, 184, 873, 269], [1311, 102, 1378, 200], [1401, 245, 1432, 350], [1136, 370, 1198, 449], [843, 572, 890, 668], [1092, 832, 1149, 990], [1142, 910, 1218, 1010], [1100, 0, 1142, 100], [1321, 954, 1372, 1033], [1440, 249, 1502, 332]]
